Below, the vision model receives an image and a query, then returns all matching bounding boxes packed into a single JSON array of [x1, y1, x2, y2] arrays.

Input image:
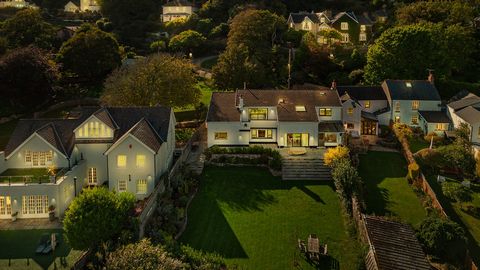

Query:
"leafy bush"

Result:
[[441, 181, 473, 204], [393, 123, 413, 140], [424, 132, 444, 144], [437, 143, 476, 176], [414, 148, 444, 172], [324, 146, 350, 167], [331, 158, 361, 214], [205, 146, 282, 170], [175, 128, 196, 143], [417, 217, 467, 263], [179, 245, 226, 270]]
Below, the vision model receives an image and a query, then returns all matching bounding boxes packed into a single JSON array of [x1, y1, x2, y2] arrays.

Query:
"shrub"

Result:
[[324, 146, 350, 167], [417, 217, 467, 263], [407, 162, 420, 181], [424, 132, 444, 144], [179, 245, 226, 270], [441, 181, 473, 204], [393, 123, 413, 140], [414, 148, 444, 172], [205, 146, 282, 170], [331, 158, 361, 214], [437, 143, 476, 176]]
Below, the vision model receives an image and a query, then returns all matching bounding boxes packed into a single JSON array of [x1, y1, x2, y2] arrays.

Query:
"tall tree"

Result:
[[2, 9, 57, 50], [364, 23, 475, 84], [168, 30, 206, 55], [0, 46, 59, 109], [101, 54, 200, 108], [395, 1, 476, 27], [57, 24, 121, 82], [212, 9, 287, 90], [63, 187, 135, 250]]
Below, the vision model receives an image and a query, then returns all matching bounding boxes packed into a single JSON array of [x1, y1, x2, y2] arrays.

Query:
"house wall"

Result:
[[332, 15, 360, 44], [207, 122, 246, 147], [342, 101, 362, 134], [5, 135, 69, 169], [278, 122, 319, 147], [447, 106, 463, 128], [418, 118, 448, 136], [358, 100, 388, 114], [155, 111, 176, 178], [107, 136, 156, 200], [0, 161, 86, 219], [0, 152, 6, 174], [391, 100, 441, 127], [75, 143, 110, 185], [80, 0, 100, 11], [377, 111, 390, 126], [64, 2, 79, 12]]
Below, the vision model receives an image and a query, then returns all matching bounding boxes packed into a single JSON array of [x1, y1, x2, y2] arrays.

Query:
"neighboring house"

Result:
[[287, 10, 373, 45], [372, 9, 388, 23], [0, 106, 176, 219], [80, 0, 99, 12], [64, 0, 79, 12], [206, 89, 345, 148], [381, 79, 443, 134], [447, 92, 480, 153], [337, 85, 389, 136], [162, 0, 198, 23], [0, 0, 35, 8]]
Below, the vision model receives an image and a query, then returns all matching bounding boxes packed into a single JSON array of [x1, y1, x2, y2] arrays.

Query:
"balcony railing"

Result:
[[0, 168, 68, 185]]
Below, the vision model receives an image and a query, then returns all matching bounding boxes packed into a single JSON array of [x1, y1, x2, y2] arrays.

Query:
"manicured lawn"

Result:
[[0, 229, 84, 270], [408, 137, 430, 153], [0, 120, 18, 151], [174, 81, 216, 122], [359, 151, 427, 227], [180, 166, 364, 269]]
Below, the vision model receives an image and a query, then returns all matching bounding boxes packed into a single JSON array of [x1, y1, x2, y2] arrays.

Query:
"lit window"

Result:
[[88, 168, 97, 184], [295, 106, 306, 112], [347, 108, 354, 115], [360, 25, 366, 31], [117, 155, 127, 167], [341, 33, 349, 43], [364, 101, 370, 108], [405, 82, 412, 88], [436, 123, 447, 131], [46, 151, 53, 162], [395, 102, 400, 112], [136, 179, 147, 194], [251, 129, 273, 139], [359, 33, 367, 41], [302, 20, 310, 30], [341, 22, 348, 30], [249, 108, 268, 120], [412, 100, 420, 110], [411, 115, 418, 125], [320, 17, 325, 23], [395, 116, 400, 123], [136, 155, 146, 168], [214, 132, 228, 140], [319, 108, 332, 116], [25, 151, 32, 163], [118, 180, 127, 192]]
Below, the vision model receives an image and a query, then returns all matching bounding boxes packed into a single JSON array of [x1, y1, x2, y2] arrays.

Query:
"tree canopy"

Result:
[[364, 23, 476, 84], [0, 46, 58, 108], [57, 24, 121, 81], [2, 9, 57, 50], [169, 30, 206, 55], [97, 0, 160, 27], [395, 1, 476, 26], [212, 9, 287, 90], [101, 54, 200, 108], [63, 187, 135, 250]]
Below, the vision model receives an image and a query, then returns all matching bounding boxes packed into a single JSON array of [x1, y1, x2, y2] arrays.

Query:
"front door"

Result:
[[361, 121, 377, 135], [287, 133, 309, 147]]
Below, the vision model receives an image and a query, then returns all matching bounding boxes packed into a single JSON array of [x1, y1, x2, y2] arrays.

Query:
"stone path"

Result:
[[185, 125, 208, 176], [0, 218, 62, 230]]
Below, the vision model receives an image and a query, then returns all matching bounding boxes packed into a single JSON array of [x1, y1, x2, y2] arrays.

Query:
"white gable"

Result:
[[74, 115, 114, 140]]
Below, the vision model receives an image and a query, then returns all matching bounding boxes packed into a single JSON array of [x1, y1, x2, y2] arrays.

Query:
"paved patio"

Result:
[[0, 218, 62, 230]]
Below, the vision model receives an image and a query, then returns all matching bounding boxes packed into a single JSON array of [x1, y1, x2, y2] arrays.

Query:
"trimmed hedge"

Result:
[[205, 146, 282, 171]]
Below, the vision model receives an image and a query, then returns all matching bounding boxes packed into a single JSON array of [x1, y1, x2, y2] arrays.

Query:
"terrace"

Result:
[[0, 168, 68, 185]]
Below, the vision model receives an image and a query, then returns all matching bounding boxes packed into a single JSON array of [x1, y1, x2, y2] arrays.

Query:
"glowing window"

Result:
[[136, 179, 147, 194], [364, 101, 370, 108], [295, 106, 306, 112], [117, 155, 127, 167], [214, 132, 228, 140], [347, 108, 354, 115], [136, 155, 146, 168], [118, 180, 127, 192]]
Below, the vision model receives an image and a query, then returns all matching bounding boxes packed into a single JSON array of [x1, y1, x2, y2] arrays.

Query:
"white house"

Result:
[[80, 0, 99, 12], [447, 92, 480, 154], [0, 106, 176, 219], [336, 85, 389, 137], [206, 89, 345, 148], [162, 0, 198, 23], [0, 0, 35, 9], [64, 0, 80, 12]]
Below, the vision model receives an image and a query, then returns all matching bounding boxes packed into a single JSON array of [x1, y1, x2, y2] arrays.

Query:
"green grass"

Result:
[[180, 166, 364, 269], [0, 120, 18, 152], [408, 137, 430, 153], [0, 229, 84, 270], [359, 151, 427, 227], [0, 168, 65, 183], [200, 56, 219, 70], [174, 81, 216, 122]]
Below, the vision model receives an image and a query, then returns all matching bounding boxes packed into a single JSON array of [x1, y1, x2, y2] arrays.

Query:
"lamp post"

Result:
[[73, 177, 77, 197]]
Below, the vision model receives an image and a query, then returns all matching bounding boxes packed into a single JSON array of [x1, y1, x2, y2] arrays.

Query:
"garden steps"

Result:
[[282, 157, 331, 181]]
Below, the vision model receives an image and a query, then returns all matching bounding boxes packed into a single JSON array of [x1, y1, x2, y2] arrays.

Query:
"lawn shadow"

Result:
[[359, 152, 407, 217], [0, 229, 71, 270]]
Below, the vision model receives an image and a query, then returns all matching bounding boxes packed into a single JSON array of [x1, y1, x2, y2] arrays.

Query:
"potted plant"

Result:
[[48, 205, 56, 221], [11, 212, 18, 222]]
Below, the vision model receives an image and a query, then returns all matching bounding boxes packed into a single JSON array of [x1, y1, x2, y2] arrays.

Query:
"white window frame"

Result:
[[118, 180, 127, 192], [341, 22, 348, 30], [136, 179, 147, 194], [360, 25, 366, 32], [117, 155, 127, 168], [359, 32, 367, 41], [88, 167, 97, 185], [364, 101, 370, 108], [412, 100, 420, 111], [214, 132, 228, 140], [347, 108, 354, 115], [411, 115, 419, 125], [341, 33, 349, 43]]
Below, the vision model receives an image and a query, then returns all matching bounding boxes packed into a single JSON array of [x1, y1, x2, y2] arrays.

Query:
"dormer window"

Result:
[[320, 17, 325, 23], [76, 119, 113, 139], [295, 106, 306, 112], [249, 108, 268, 120]]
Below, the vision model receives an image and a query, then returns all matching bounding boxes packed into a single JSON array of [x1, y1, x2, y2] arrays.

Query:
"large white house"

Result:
[[64, 0, 99, 12], [0, 0, 36, 9], [206, 89, 345, 148], [0, 106, 176, 219], [162, 0, 198, 22], [447, 92, 480, 154]]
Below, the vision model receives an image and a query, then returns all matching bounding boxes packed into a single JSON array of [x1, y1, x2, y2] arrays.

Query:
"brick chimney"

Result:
[[428, 70, 434, 85], [331, 80, 337, 90]]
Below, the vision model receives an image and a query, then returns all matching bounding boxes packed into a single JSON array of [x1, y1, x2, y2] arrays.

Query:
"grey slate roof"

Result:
[[361, 111, 378, 121], [289, 12, 320, 23], [364, 215, 431, 270], [455, 106, 480, 125], [4, 106, 172, 157], [382, 80, 441, 101], [206, 92, 239, 122], [418, 110, 451, 123], [336, 86, 387, 100], [448, 94, 480, 111]]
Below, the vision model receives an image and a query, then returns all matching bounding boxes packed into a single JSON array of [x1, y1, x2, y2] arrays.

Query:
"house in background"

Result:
[[287, 10, 374, 45], [206, 89, 345, 148], [0, 0, 36, 9], [447, 92, 480, 154], [162, 0, 198, 23], [64, 0, 80, 12], [337, 85, 389, 137], [0, 106, 176, 219], [80, 0, 99, 12]]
